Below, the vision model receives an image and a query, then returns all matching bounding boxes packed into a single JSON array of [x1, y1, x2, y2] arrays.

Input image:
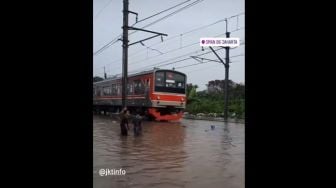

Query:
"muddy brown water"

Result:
[[93, 115, 244, 188]]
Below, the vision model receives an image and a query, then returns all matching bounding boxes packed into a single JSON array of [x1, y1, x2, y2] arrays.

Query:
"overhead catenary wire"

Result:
[[128, 0, 204, 36], [94, 36, 121, 56], [127, 31, 244, 66], [175, 54, 244, 69], [108, 30, 242, 69], [94, 9, 245, 76], [103, 40, 244, 75], [94, 0, 203, 56], [129, 47, 226, 73], [94, 0, 113, 20], [134, 12, 243, 50], [94, 3, 244, 58], [100, 18, 244, 66], [127, 14, 244, 58], [97, 52, 243, 78], [132, 0, 193, 25]]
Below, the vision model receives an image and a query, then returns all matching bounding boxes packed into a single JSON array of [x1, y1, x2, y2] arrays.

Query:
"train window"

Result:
[[117, 84, 121, 96], [155, 72, 164, 86], [164, 72, 185, 89], [111, 84, 117, 96], [155, 71, 186, 94], [103, 87, 106, 95], [103, 86, 111, 96], [134, 80, 144, 95], [96, 87, 101, 96], [127, 82, 134, 95]]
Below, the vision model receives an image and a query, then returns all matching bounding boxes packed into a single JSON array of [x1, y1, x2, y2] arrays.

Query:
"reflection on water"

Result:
[[93, 115, 244, 188]]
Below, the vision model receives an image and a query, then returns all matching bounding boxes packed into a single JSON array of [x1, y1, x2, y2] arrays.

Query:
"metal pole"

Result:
[[104, 66, 107, 79], [224, 49, 229, 121], [224, 19, 230, 121], [122, 0, 129, 109]]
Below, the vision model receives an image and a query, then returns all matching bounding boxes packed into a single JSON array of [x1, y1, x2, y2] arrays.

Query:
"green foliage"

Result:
[[186, 84, 199, 104], [186, 80, 245, 119]]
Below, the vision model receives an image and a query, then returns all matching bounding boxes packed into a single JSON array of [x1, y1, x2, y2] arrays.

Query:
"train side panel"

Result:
[[93, 69, 187, 121]]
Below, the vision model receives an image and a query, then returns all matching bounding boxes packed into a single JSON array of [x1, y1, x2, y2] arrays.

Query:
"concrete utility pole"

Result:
[[121, 0, 167, 109], [121, 0, 129, 108], [104, 66, 107, 79], [209, 19, 230, 121], [224, 19, 230, 121]]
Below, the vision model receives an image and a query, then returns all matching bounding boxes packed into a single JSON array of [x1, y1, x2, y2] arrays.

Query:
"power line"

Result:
[[127, 31, 241, 66], [94, 0, 113, 20], [175, 54, 244, 69], [130, 47, 226, 73], [139, 42, 163, 55], [94, 36, 121, 56], [105, 41, 244, 75], [133, 0, 193, 25], [95, 11, 244, 73], [94, 1, 242, 59], [95, 51, 243, 77], [93, 0, 202, 57], [140, 46, 245, 70], [102, 17, 244, 66], [129, 0, 204, 36], [138, 12, 243, 51], [185, 63, 224, 73], [116, 40, 244, 75], [128, 15, 244, 57], [126, 50, 207, 74]]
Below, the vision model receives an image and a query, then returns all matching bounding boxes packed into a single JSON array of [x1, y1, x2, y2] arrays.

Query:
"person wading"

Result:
[[119, 108, 130, 136], [132, 110, 143, 136]]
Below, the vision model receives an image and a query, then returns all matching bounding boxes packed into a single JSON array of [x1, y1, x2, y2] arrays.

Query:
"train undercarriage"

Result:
[[93, 105, 183, 121]]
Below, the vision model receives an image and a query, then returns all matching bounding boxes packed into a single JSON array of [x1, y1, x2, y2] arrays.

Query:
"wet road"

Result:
[[93, 115, 244, 188]]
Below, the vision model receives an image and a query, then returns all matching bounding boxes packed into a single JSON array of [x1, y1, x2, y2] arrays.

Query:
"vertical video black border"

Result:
[[7, 0, 94, 187], [245, 0, 282, 187], [8, 0, 326, 187], [245, 0, 296, 187]]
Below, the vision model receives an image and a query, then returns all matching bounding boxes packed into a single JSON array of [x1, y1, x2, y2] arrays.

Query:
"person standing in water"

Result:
[[132, 110, 143, 136], [119, 108, 130, 136]]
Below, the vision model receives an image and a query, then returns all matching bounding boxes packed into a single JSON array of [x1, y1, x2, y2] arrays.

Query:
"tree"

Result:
[[186, 84, 198, 96], [186, 84, 198, 104], [186, 80, 245, 118]]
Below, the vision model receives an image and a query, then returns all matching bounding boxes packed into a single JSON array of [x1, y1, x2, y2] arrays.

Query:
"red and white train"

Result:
[[93, 69, 187, 121]]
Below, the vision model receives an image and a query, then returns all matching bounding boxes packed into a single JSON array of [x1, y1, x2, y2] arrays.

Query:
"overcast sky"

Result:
[[94, 0, 244, 91]]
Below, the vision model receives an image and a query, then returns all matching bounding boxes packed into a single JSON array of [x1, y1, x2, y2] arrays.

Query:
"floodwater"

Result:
[[93, 115, 244, 188]]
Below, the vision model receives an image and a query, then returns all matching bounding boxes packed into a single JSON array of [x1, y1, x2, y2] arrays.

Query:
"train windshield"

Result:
[[155, 70, 186, 94]]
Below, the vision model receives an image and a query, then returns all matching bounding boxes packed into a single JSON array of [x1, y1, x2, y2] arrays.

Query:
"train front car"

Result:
[[148, 69, 187, 121]]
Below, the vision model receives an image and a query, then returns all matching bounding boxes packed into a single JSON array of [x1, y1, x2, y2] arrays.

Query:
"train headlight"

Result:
[[157, 96, 160, 100], [181, 97, 184, 101]]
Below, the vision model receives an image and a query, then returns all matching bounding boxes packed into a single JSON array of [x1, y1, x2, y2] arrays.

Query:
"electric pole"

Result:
[[224, 18, 230, 121], [104, 66, 107, 79], [121, 0, 167, 109], [122, 0, 129, 109], [193, 17, 241, 121], [208, 19, 230, 121]]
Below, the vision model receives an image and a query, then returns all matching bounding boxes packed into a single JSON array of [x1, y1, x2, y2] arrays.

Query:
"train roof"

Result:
[[94, 69, 154, 85], [94, 68, 186, 85]]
